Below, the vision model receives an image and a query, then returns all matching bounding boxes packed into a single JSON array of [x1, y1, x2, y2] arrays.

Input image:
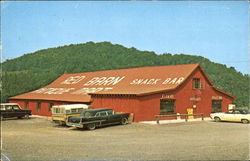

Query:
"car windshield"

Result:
[[240, 110, 249, 114], [71, 108, 84, 114]]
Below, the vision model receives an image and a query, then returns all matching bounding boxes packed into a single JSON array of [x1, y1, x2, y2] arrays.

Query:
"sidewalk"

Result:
[[140, 117, 212, 125]]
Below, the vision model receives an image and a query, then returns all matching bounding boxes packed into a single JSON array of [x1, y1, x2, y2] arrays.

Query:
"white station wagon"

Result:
[[51, 104, 89, 126], [210, 109, 250, 124]]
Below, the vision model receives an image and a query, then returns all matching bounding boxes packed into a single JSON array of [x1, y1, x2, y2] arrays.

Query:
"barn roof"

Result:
[[9, 64, 234, 102]]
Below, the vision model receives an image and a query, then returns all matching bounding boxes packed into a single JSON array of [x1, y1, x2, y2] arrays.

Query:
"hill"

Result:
[[1, 41, 249, 107]]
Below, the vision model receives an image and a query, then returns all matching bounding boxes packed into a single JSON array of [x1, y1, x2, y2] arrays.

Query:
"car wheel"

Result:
[[242, 119, 249, 124], [87, 123, 96, 130], [59, 121, 65, 126], [121, 118, 128, 125], [214, 117, 221, 122], [24, 114, 30, 119]]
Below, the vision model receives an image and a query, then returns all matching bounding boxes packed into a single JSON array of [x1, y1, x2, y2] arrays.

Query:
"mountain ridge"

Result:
[[1, 41, 249, 107]]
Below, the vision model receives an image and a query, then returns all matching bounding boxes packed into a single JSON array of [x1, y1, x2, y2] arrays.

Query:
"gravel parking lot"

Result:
[[1, 117, 249, 161]]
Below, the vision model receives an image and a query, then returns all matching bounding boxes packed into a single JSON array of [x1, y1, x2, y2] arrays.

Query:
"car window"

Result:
[[71, 109, 77, 113], [234, 111, 241, 114], [95, 112, 100, 117], [55, 108, 60, 113], [83, 111, 95, 117], [226, 110, 234, 114], [53, 108, 65, 114], [100, 112, 107, 117], [107, 110, 113, 116], [66, 110, 70, 114], [6, 106, 13, 110], [0, 105, 5, 111], [78, 108, 83, 113], [240, 110, 249, 114], [13, 105, 21, 110]]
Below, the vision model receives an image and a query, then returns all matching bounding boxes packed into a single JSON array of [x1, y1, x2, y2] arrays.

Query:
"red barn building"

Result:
[[8, 64, 234, 122]]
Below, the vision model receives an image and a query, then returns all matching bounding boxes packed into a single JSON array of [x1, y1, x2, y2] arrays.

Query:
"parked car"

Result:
[[51, 104, 90, 126], [210, 109, 250, 124], [67, 108, 130, 130], [0, 103, 31, 120]]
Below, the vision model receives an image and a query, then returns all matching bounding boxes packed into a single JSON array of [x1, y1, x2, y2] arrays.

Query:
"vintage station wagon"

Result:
[[51, 104, 89, 125], [67, 108, 130, 130]]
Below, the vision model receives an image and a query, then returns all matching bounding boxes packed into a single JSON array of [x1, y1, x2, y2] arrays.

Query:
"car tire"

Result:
[[87, 123, 96, 130], [121, 118, 128, 125], [214, 117, 221, 122], [24, 114, 30, 119], [241, 119, 249, 124], [59, 121, 65, 126]]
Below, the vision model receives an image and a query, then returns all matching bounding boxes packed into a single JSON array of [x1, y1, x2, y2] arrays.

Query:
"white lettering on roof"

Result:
[[162, 77, 185, 84], [32, 88, 48, 93], [175, 77, 185, 84], [61, 76, 86, 84], [71, 87, 113, 94], [130, 79, 161, 85], [32, 88, 75, 94], [169, 78, 177, 84], [162, 78, 171, 84], [83, 76, 125, 86]]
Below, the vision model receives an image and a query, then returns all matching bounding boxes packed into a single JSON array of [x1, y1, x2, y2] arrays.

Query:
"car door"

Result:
[[109, 110, 122, 124], [6, 105, 14, 118], [232, 110, 242, 122], [0, 105, 7, 118], [222, 111, 234, 121], [13, 105, 23, 118], [98, 111, 109, 124], [106, 110, 115, 124]]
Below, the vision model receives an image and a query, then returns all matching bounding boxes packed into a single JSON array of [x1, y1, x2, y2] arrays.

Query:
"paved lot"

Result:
[[1, 117, 249, 161]]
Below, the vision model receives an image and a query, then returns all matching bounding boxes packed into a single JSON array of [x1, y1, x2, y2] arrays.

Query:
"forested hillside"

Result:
[[1, 41, 249, 107]]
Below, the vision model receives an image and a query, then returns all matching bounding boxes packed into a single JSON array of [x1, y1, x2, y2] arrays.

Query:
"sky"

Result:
[[1, 1, 249, 74]]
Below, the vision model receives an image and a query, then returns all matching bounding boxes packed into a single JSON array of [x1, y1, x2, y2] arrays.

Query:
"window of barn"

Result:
[[192, 78, 201, 89], [160, 99, 175, 114], [36, 102, 41, 112], [212, 100, 222, 113]]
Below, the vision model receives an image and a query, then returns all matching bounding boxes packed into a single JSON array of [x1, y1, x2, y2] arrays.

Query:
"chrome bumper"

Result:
[[67, 122, 84, 128]]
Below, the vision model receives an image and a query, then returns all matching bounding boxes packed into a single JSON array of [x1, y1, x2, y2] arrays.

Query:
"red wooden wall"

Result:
[[91, 95, 139, 121]]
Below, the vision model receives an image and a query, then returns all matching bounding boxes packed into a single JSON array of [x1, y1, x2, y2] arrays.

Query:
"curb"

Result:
[[140, 117, 212, 125]]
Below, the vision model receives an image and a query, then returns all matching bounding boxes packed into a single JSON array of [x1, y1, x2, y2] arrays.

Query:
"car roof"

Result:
[[52, 104, 89, 110], [85, 108, 113, 112], [0, 103, 19, 106], [230, 109, 249, 111]]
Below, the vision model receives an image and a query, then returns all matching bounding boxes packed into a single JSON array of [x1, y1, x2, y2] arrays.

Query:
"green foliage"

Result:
[[1, 41, 249, 107]]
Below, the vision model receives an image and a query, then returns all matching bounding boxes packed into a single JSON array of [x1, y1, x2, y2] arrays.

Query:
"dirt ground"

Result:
[[1, 117, 249, 161]]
